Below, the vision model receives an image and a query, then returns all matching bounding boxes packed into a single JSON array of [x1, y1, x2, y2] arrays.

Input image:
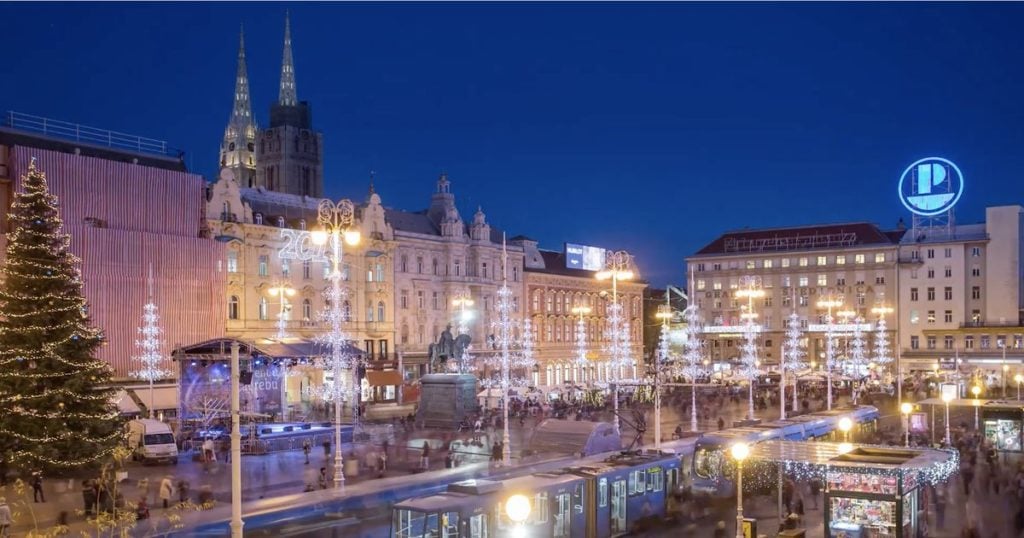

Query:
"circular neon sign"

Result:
[[898, 157, 964, 217]]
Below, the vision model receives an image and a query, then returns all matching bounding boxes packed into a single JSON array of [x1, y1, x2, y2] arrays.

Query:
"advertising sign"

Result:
[[898, 157, 964, 216], [940, 383, 959, 402], [565, 243, 606, 271]]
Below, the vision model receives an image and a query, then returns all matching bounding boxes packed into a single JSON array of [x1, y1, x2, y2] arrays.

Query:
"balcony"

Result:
[[959, 320, 1024, 329]]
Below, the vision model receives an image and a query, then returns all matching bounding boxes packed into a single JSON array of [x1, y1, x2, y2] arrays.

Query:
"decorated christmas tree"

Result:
[[0, 160, 121, 471]]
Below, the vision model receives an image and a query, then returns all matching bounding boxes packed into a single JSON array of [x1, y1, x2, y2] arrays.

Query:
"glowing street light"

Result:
[[267, 283, 296, 340], [871, 304, 897, 416], [506, 493, 531, 535], [838, 417, 853, 443], [595, 250, 634, 432], [651, 304, 674, 449], [730, 443, 750, 538], [971, 385, 982, 430], [310, 198, 361, 489], [817, 295, 844, 410], [452, 293, 475, 374], [900, 402, 914, 447], [1015, 373, 1023, 400], [941, 391, 954, 445]]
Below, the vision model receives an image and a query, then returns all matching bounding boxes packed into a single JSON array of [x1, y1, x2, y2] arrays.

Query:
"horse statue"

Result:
[[427, 324, 472, 373]]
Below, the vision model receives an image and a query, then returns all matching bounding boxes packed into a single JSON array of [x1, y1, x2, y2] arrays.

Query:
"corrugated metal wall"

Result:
[[9, 147, 226, 379]]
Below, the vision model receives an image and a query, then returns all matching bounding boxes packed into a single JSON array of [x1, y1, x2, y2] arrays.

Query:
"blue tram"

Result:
[[691, 406, 880, 497]]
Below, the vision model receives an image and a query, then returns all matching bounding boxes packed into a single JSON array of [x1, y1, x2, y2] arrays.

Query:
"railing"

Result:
[[3, 110, 180, 157], [960, 320, 1024, 329]]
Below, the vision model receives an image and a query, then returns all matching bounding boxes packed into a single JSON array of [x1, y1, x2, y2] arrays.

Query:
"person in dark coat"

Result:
[[31, 471, 44, 503], [712, 520, 727, 538], [82, 480, 96, 517]]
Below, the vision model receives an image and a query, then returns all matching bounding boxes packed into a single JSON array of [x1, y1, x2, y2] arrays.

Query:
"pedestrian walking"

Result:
[[809, 478, 821, 510], [176, 479, 190, 504], [303, 438, 312, 464], [0, 497, 11, 537], [202, 437, 215, 463], [322, 440, 331, 459], [378, 452, 387, 478], [318, 467, 328, 489], [31, 471, 44, 503], [421, 441, 430, 470], [159, 475, 174, 509]]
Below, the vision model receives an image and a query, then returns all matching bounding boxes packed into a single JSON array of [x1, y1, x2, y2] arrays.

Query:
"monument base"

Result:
[[416, 374, 478, 429]]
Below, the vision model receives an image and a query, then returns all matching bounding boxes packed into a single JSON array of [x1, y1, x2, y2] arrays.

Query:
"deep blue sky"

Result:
[[3, 3, 1024, 286]]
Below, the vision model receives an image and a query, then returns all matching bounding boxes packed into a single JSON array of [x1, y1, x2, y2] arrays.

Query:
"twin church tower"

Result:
[[219, 14, 323, 198]]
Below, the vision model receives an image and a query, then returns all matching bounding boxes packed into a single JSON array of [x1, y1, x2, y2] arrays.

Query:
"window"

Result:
[[258, 297, 268, 320], [910, 336, 919, 349], [258, 255, 269, 276], [342, 300, 352, 322], [276, 216, 285, 228], [927, 336, 936, 350], [836, 255, 846, 265], [432, 292, 439, 310], [299, 219, 306, 230], [400, 290, 409, 309], [911, 250, 919, 261], [799, 276, 808, 287], [798, 296, 808, 307], [927, 268, 935, 278], [454, 260, 461, 276], [254, 213, 263, 225], [546, 294, 554, 313], [532, 291, 541, 312], [783, 295, 792, 307], [981, 335, 991, 349], [965, 335, 975, 349], [1016, 335, 1024, 349], [911, 268, 918, 279], [836, 278, 846, 286], [377, 301, 385, 322], [944, 287, 952, 300], [972, 310, 981, 323], [874, 253, 885, 263], [400, 255, 408, 272], [745, 260, 755, 269], [365, 306, 374, 323], [512, 266, 519, 282], [713, 281, 722, 290], [432, 258, 439, 276], [816, 256, 827, 266], [781, 259, 791, 268], [972, 247, 981, 257], [342, 263, 351, 281], [944, 310, 952, 323], [817, 274, 827, 286], [696, 263, 706, 272], [972, 286, 981, 300], [417, 291, 425, 310], [799, 257, 809, 267], [281, 259, 290, 277], [855, 254, 865, 264], [910, 310, 919, 324], [697, 280, 706, 290], [875, 276, 885, 285], [416, 257, 423, 274], [971, 265, 981, 277], [944, 335, 954, 350], [302, 260, 311, 279], [482, 262, 489, 278], [629, 470, 645, 495], [944, 247, 952, 258], [227, 251, 238, 273], [323, 263, 331, 279], [944, 266, 952, 278], [763, 296, 773, 308], [927, 287, 935, 301], [713, 263, 722, 270], [228, 295, 239, 320], [927, 310, 935, 323], [782, 276, 791, 287], [910, 288, 918, 301], [926, 249, 935, 259], [764, 259, 773, 269]]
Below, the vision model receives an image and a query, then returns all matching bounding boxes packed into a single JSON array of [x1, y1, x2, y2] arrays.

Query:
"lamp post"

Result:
[[838, 417, 853, 443], [900, 402, 913, 447], [229, 341, 243, 537], [505, 494, 531, 535], [452, 293, 475, 374], [1016, 373, 1023, 400], [310, 198, 361, 489], [596, 250, 634, 432], [971, 385, 981, 430], [736, 277, 764, 421], [1001, 342, 1008, 397], [731, 442, 750, 538], [653, 304, 673, 449], [817, 295, 844, 410], [268, 283, 296, 340], [941, 391, 953, 445]]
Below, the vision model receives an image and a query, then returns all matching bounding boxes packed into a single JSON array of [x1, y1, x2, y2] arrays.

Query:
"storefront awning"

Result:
[[112, 390, 141, 415], [366, 370, 403, 386], [131, 386, 178, 410]]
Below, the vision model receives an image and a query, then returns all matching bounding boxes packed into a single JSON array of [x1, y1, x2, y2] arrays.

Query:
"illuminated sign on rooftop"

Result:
[[898, 157, 964, 216]]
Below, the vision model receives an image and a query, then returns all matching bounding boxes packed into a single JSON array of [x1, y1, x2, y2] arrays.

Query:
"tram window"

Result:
[[441, 512, 459, 537], [393, 509, 434, 538], [630, 470, 645, 495], [533, 492, 549, 523], [574, 483, 584, 513], [598, 478, 608, 507], [648, 467, 663, 492], [693, 447, 722, 479]]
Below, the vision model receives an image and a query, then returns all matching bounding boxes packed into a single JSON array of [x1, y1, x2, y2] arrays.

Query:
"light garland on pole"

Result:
[[847, 317, 869, 404], [596, 250, 635, 432], [871, 304, 895, 392], [130, 266, 172, 418], [571, 305, 592, 383], [735, 276, 764, 421], [781, 312, 806, 418], [679, 304, 706, 432], [817, 295, 844, 410]]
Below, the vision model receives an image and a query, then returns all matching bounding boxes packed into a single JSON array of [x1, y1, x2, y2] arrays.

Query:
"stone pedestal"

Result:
[[416, 374, 478, 429]]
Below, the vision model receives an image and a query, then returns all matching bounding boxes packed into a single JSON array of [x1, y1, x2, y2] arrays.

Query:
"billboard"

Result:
[[565, 243, 606, 271]]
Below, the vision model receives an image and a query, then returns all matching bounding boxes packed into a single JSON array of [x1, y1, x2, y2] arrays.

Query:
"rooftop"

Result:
[[693, 222, 904, 256], [749, 440, 957, 475]]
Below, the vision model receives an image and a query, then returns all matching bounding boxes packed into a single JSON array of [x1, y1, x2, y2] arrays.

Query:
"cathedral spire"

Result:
[[279, 11, 298, 106], [232, 24, 252, 122]]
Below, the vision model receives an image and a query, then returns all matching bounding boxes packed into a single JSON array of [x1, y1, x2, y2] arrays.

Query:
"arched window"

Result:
[[432, 258, 439, 276], [254, 213, 263, 225], [258, 297, 268, 320], [302, 298, 311, 321], [532, 290, 541, 313], [342, 300, 352, 321], [228, 295, 239, 320], [375, 263, 385, 283], [400, 255, 408, 272], [377, 301, 385, 322]]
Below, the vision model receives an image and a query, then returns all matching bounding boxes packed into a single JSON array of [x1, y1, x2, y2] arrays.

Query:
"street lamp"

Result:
[[506, 493, 531, 536], [838, 417, 853, 443], [736, 277, 764, 421], [817, 295, 844, 410], [595, 250, 634, 432], [900, 402, 913, 447], [267, 283, 296, 340], [452, 293, 475, 374], [310, 198, 361, 489], [971, 385, 982, 430], [941, 391, 953, 445], [730, 442, 750, 538], [1016, 373, 1023, 400]]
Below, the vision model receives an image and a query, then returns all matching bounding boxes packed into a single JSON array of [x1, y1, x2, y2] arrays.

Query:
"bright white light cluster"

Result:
[[130, 301, 172, 382]]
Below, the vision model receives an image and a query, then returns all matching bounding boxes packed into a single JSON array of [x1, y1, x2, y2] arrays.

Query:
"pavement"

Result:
[[2, 389, 1001, 537]]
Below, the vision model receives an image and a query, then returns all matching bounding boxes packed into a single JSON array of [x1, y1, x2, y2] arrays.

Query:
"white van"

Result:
[[127, 419, 178, 464]]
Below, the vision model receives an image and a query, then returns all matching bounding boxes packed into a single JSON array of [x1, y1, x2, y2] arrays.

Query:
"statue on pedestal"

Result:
[[427, 324, 472, 373]]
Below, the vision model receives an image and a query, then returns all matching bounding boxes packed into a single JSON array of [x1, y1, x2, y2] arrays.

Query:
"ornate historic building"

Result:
[[219, 29, 257, 188], [522, 243, 644, 387]]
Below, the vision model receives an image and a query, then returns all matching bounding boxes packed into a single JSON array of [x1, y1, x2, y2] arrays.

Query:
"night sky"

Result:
[[3, 3, 1024, 286]]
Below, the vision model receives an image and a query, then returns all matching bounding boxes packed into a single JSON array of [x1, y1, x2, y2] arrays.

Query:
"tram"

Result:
[[691, 406, 879, 497]]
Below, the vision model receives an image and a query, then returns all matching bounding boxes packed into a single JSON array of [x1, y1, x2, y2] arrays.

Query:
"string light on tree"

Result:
[[847, 317, 869, 404], [679, 304, 707, 432], [735, 276, 764, 421], [781, 312, 806, 419]]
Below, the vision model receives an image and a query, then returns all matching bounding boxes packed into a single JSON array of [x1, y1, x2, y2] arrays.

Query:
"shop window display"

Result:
[[829, 497, 896, 538], [984, 419, 1022, 451]]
